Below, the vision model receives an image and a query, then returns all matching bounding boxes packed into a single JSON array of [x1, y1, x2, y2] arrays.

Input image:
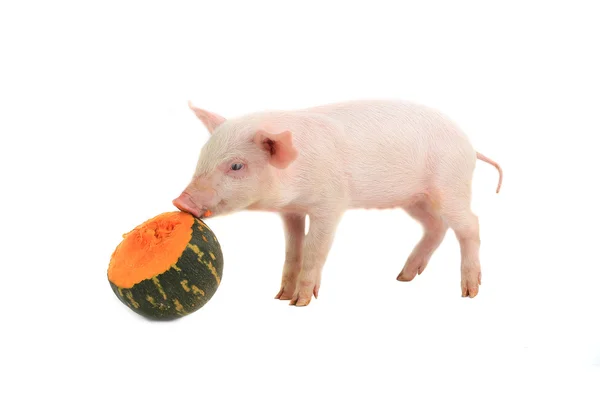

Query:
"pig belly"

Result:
[[346, 158, 428, 210]]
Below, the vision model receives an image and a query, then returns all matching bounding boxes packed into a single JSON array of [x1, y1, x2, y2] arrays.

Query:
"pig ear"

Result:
[[254, 130, 298, 169], [188, 100, 226, 134]]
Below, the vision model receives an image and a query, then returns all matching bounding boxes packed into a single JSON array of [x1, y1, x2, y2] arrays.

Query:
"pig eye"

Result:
[[230, 163, 244, 171]]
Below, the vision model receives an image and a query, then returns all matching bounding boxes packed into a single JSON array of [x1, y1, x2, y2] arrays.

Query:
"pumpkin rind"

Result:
[[108, 216, 224, 320]]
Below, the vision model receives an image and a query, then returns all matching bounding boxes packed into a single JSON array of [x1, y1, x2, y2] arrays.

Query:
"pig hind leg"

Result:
[[435, 158, 482, 298], [397, 197, 448, 281]]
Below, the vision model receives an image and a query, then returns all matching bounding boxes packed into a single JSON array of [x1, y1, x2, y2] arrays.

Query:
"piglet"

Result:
[[173, 100, 502, 306]]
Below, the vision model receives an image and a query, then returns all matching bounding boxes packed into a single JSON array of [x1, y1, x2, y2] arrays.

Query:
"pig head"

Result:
[[173, 101, 298, 218]]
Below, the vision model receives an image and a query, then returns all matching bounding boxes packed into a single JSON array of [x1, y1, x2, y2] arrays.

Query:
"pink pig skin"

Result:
[[173, 100, 503, 306]]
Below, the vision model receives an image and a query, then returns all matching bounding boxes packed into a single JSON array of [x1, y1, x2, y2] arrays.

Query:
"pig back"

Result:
[[308, 100, 474, 208]]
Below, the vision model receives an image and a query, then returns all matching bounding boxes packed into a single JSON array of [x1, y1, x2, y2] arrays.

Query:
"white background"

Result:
[[1, 1, 599, 399]]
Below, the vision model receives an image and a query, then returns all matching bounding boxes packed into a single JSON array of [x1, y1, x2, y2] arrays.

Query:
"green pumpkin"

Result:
[[107, 211, 224, 320]]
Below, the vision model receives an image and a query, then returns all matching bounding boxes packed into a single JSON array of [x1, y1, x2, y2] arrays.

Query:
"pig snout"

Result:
[[172, 190, 215, 218], [173, 192, 202, 217]]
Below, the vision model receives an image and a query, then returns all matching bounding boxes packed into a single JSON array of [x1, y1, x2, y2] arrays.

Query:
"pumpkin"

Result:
[[107, 211, 224, 320]]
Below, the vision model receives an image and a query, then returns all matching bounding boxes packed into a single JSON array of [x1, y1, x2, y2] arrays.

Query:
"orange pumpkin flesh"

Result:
[[108, 211, 195, 288]]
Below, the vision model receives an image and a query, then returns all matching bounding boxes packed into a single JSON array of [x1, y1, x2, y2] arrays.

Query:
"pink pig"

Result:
[[173, 99, 502, 306]]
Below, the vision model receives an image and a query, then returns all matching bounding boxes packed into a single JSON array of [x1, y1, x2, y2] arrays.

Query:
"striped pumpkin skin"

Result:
[[109, 216, 223, 320]]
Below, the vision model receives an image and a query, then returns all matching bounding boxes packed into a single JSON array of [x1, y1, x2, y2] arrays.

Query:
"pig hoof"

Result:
[[289, 292, 312, 307], [275, 286, 294, 301], [396, 271, 415, 282], [461, 269, 481, 298], [289, 285, 318, 307], [290, 299, 310, 307], [290, 296, 312, 307], [275, 277, 298, 300], [397, 256, 428, 282]]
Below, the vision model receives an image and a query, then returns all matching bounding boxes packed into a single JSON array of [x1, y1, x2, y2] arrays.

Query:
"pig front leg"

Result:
[[290, 211, 343, 307], [275, 213, 306, 301]]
